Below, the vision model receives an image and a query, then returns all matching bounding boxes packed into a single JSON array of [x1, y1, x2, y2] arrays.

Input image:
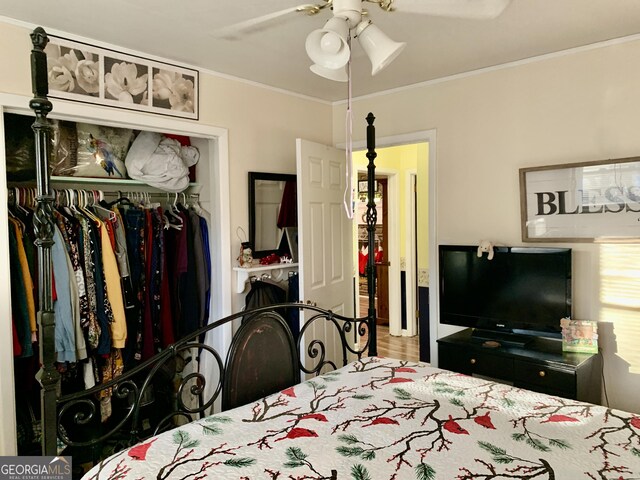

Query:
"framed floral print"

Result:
[[44, 34, 199, 120]]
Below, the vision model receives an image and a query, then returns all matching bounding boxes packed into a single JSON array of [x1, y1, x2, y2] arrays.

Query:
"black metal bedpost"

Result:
[[29, 26, 59, 456], [365, 113, 378, 356]]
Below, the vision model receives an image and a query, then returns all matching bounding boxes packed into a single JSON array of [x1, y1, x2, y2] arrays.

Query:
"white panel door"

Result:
[[296, 139, 354, 371]]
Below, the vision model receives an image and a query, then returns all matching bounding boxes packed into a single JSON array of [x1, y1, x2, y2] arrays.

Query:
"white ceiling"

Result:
[[2, 0, 640, 102]]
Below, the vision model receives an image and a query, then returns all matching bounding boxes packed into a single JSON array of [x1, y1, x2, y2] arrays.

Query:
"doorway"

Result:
[[356, 174, 389, 325], [350, 136, 433, 363]]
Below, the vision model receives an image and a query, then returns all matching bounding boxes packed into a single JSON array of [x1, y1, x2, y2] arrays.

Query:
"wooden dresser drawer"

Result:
[[439, 344, 514, 379], [513, 360, 575, 395]]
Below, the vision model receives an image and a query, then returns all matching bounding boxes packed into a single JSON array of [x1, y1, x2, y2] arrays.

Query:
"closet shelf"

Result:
[[233, 263, 299, 293], [50, 176, 201, 190]]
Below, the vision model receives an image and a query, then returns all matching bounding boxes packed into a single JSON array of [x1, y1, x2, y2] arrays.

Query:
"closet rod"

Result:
[[7, 188, 199, 201], [102, 190, 199, 198]]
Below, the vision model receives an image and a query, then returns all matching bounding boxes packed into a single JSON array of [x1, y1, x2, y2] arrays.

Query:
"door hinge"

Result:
[[415, 309, 420, 319]]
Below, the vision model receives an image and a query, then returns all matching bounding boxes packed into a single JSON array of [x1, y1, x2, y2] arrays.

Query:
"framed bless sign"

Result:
[[519, 157, 640, 242]]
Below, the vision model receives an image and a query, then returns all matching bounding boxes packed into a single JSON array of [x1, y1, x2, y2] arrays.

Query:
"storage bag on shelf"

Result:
[[74, 122, 134, 178]]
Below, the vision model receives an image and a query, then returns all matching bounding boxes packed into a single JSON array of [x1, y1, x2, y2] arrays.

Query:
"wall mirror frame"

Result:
[[248, 171, 297, 259]]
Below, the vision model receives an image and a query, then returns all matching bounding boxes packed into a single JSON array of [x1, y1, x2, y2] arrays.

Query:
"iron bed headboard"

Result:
[[27, 27, 380, 458]]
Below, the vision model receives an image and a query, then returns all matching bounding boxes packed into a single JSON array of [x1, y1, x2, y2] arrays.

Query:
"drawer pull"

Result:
[[539, 370, 546, 378], [470, 358, 477, 365]]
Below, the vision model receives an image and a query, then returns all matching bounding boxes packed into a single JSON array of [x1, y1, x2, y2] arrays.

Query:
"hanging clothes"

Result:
[[112, 200, 211, 360], [51, 225, 78, 363], [199, 215, 211, 321], [87, 216, 114, 357], [142, 208, 156, 360], [98, 217, 127, 349], [75, 213, 102, 352], [8, 219, 33, 358], [55, 211, 87, 333], [243, 279, 287, 325], [169, 207, 199, 340], [11, 220, 36, 338], [159, 218, 175, 349], [121, 206, 146, 367], [62, 228, 87, 363], [189, 209, 207, 330], [95, 206, 134, 310]]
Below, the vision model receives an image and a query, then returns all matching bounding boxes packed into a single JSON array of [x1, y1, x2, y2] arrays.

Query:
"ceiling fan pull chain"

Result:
[[343, 37, 354, 220]]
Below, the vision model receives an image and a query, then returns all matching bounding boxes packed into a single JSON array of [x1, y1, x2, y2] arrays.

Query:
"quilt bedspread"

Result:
[[83, 357, 640, 479]]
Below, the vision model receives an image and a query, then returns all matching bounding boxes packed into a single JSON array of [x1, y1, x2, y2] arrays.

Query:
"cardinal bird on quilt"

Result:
[[127, 438, 156, 460], [88, 134, 124, 177], [443, 415, 469, 435], [474, 412, 496, 429]]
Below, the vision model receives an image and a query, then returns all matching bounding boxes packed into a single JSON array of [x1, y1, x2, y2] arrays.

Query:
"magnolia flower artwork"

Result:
[[45, 43, 100, 97], [104, 57, 149, 105], [44, 34, 199, 119], [152, 68, 196, 113]]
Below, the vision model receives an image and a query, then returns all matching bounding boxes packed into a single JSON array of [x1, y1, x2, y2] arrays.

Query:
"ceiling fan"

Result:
[[218, 0, 512, 81]]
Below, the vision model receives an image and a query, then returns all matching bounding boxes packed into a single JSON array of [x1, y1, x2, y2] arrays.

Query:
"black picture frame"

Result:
[[248, 171, 296, 258], [45, 34, 199, 120]]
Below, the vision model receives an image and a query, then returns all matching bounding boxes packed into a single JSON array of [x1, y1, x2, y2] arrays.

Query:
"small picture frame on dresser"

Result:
[[561, 318, 598, 353]]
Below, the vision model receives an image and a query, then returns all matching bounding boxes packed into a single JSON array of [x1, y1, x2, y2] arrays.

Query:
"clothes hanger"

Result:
[[15, 187, 30, 216], [104, 190, 132, 208], [28, 187, 36, 210], [190, 193, 204, 216], [78, 189, 101, 223], [90, 189, 117, 221], [69, 189, 98, 227], [67, 189, 79, 214], [55, 188, 77, 222], [7, 188, 19, 221], [165, 192, 183, 229]]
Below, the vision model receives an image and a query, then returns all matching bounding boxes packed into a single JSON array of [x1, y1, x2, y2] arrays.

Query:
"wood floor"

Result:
[[359, 295, 421, 362], [364, 325, 421, 362]]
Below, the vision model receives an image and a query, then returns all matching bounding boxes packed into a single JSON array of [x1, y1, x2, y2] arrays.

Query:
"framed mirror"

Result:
[[248, 172, 297, 259]]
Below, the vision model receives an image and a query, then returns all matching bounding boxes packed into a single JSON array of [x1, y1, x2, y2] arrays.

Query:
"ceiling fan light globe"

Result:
[[355, 20, 406, 75], [310, 63, 349, 82], [305, 18, 351, 69], [320, 32, 343, 55]]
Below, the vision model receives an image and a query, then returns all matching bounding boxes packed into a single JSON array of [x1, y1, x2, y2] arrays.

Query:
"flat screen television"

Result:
[[438, 245, 572, 340]]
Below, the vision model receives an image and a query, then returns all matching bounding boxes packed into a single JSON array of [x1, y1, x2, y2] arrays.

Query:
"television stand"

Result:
[[437, 328, 602, 403], [470, 329, 531, 347]]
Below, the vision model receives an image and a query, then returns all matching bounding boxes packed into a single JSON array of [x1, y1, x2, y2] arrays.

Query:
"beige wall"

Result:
[[198, 75, 332, 311], [333, 38, 640, 413]]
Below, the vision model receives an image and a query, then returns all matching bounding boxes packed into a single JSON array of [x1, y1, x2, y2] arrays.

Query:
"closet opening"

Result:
[[0, 96, 231, 456]]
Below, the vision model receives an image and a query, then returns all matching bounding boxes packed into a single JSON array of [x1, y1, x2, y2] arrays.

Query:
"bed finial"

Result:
[[365, 112, 378, 357], [29, 26, 59, 456], [29, 26, 52, 114]]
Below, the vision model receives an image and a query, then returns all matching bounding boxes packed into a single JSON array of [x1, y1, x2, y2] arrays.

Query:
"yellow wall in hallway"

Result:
[[352, 143, 428, 267], [416, 143, 429, 271]]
